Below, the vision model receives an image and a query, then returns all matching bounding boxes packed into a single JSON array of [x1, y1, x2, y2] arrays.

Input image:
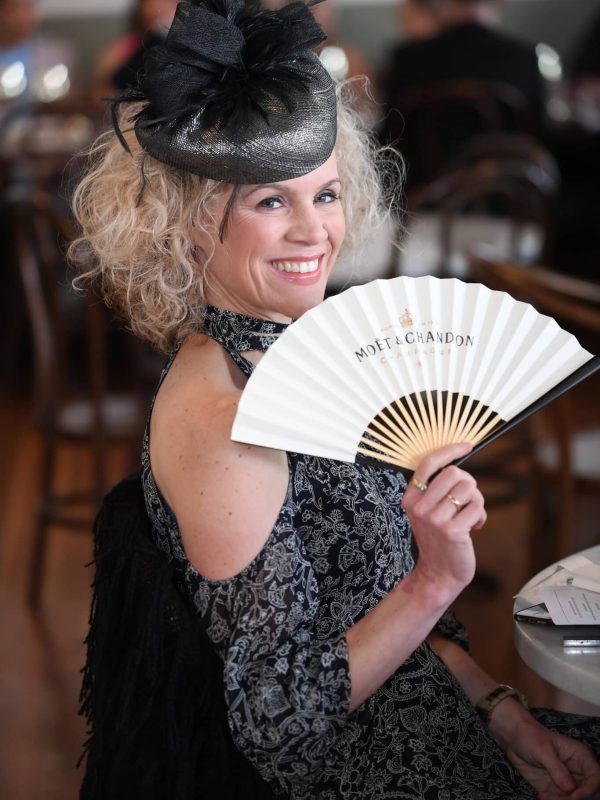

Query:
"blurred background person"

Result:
[[263, 0, 376, 124], [90, 0, 178, 108], [546, 4, 600, 280], [379, 0, 546, 190], [0, 0, 77, 115]]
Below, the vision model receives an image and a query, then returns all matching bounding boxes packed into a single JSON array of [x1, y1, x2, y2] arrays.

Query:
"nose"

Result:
[[286, 202, 328, 246]]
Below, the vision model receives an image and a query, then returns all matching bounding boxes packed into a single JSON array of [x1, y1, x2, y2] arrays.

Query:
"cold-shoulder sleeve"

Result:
[[192, 527, 352, 789]]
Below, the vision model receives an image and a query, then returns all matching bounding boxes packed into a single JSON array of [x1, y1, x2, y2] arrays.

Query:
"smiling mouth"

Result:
[[271, 258, 320, 274]]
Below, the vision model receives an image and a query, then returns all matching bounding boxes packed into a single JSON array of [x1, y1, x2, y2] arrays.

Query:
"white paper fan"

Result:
[[231, 276, 600, 473]]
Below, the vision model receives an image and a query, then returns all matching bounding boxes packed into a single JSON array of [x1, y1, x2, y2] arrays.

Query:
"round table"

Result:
[[513, 545, 600, 706]]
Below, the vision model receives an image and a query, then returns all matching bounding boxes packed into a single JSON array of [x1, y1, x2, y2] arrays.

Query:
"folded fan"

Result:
[[231, 276, 600, 474]]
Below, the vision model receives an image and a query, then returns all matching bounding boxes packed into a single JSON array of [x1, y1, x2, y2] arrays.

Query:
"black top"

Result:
[[140, 306, 600, 799]]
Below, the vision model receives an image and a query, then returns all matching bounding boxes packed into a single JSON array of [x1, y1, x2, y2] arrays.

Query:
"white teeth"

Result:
[[272, 259, 319, 274]]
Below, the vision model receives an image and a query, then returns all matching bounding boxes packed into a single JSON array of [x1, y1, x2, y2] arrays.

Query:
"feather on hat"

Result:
[[113, 0, 337, 184]]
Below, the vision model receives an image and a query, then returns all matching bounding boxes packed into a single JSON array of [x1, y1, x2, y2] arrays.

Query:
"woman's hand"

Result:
[[402, 443, 487, 596], [493, 704, 600, 799]]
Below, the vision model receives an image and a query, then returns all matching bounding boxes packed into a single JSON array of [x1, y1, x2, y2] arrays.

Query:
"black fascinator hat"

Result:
[[114, 0, 337, 184]]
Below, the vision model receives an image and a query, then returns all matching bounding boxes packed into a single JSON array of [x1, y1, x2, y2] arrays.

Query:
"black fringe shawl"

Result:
[[78, 471, 279, 799]]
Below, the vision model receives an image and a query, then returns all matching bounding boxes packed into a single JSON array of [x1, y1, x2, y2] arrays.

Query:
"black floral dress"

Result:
[[142, 306, 600, 800]]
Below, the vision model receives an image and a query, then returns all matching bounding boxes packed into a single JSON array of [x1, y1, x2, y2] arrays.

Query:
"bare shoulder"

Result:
[[150, 335, 289, 580]]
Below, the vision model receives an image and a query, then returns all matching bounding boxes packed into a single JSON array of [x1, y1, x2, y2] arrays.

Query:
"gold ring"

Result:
[[411, 477, 429, 493], [447, 493, 463, 510]]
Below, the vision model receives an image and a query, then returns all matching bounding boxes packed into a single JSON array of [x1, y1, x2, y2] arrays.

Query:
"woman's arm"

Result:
[[428, 632, 600, 800], [346, 442, 487, 709]]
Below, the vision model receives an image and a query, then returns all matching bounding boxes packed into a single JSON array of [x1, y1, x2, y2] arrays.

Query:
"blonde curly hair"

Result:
[[70, 85, 402, 352]]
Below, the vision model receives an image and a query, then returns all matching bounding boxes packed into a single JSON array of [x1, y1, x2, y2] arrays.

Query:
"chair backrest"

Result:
[[450, 132, 561, 188], [7, 186, 82, 425], [387, 78, 534, 189], [405, 141, 560, 276], [469, 257, 600, 347], [8, 187, 152, 493]]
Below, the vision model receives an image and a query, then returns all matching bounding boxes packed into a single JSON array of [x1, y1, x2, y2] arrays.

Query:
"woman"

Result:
[[72, 1, 600, 798], [90, 0, 178, 107]]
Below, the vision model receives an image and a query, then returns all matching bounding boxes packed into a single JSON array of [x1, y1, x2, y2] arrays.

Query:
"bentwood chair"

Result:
[[385, 79, 534, 191], [404, 138, 560, 278], [7, 186, 152, 608], [470, 257, 600, 567]]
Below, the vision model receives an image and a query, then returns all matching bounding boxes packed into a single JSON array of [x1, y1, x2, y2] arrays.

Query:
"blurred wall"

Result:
[[40, 0, 600, 85]]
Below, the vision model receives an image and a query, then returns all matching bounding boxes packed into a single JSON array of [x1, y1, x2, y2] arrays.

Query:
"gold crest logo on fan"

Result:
[[399, 309, 414, 328]]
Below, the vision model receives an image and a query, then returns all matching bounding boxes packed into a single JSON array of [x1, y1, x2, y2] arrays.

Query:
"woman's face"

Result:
[[201, 152, 346, 324]]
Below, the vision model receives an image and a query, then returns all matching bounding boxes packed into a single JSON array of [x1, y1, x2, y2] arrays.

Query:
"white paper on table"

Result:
[[539, 586, 600, 625], [516, 556, 600, 607]]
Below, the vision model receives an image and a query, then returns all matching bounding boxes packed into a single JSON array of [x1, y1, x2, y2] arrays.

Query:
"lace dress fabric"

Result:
[[142, 306, 600, 800]]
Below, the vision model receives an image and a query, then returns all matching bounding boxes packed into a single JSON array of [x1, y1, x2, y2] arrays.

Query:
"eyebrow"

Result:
[[241, 177, 342, 200]]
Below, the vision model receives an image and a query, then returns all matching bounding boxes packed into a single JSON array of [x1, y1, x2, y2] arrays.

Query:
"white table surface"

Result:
[[513, 545, 600, 706]]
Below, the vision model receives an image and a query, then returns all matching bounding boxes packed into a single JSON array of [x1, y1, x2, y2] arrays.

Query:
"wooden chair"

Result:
[[385, 78, 534, 190], [470, 257, 600, 566], [7, 186, 153, 608], [450, 131, 560, 184], [404, 138, 560, 277]]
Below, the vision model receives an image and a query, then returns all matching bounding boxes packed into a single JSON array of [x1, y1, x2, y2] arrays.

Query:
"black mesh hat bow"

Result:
[[113, 0, 337, 184]]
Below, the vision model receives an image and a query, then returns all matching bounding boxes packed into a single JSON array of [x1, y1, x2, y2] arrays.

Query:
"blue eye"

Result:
[[258, 196, 284, 209], [317, 189, 340, 204]]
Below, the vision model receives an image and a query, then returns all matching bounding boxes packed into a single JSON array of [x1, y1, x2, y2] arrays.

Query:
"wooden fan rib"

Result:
[[365, 400, 420, 462], [457, 401, 495, 442], [376, 402, 426, 460], [393, 401, 432, 462], [454, 398, 486, 442], [469, 412, 504, 445], [435, 389, 445, 448], [413, 391, 436, 451], [373, 399, 431, 463], [358, 436, 412, 463], [453, 395, 476, 443], [446, 392, 467, 443], [373, 414, 423, 463], [356, 445, 413, 470], [422, 389, 437, 450], [395, 394, 432, 457], [441, 390, 455, 444], [361, 424, 413, 459]]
